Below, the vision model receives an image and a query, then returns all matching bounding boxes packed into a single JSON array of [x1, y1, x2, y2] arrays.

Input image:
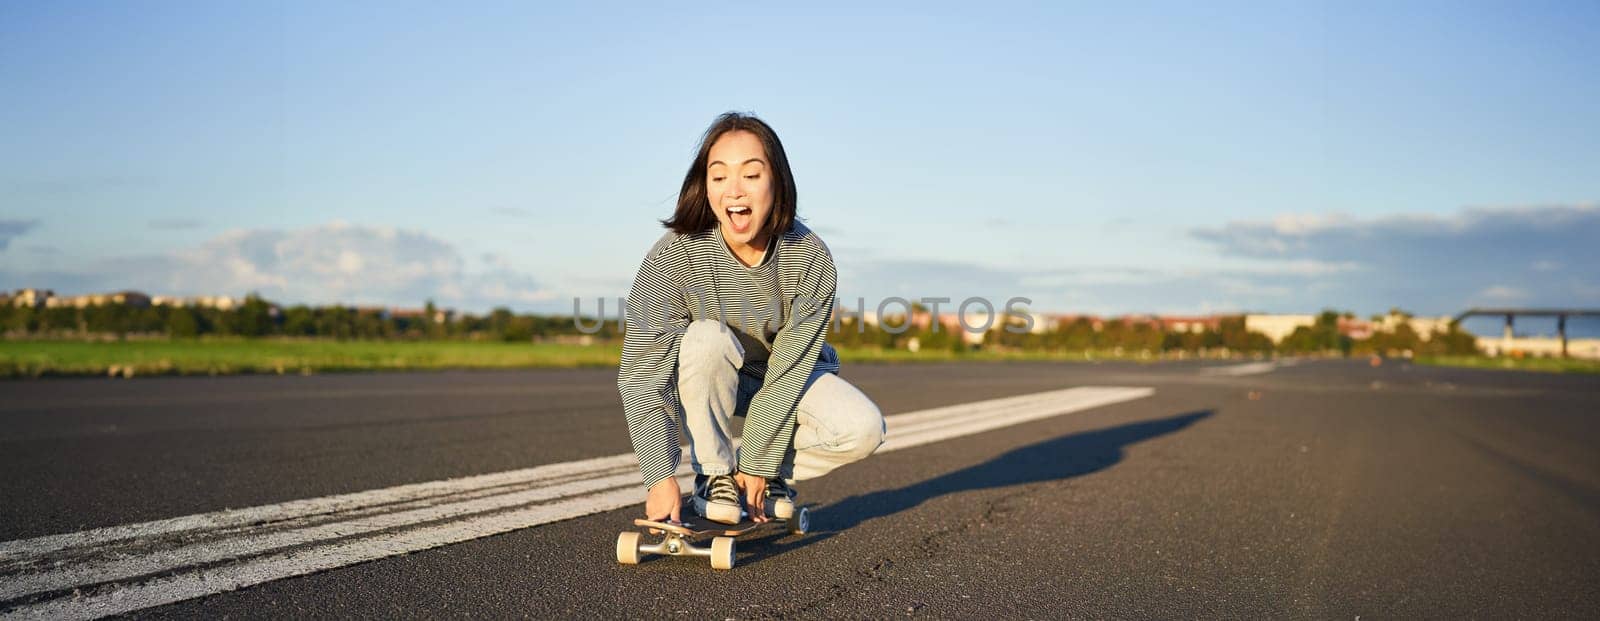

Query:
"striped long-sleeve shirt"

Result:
[[616, 221, 840, 489]]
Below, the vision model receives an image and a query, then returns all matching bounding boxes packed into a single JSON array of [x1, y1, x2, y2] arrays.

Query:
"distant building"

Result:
[[48, 290, 152, 309], [1022, 311, 1056, 334], [1244, 314, 1316, 344], [850, 305, 879, 327], [1376, 312, 1454, 337], [197, 296, 240, 310], [1051, 314, 1106, 331], [1113, 314, 1160, 327], [1337, 316, 1373, 340], [1479, 337, 1600, 360], [901, 306, 998, 344], [1158, 315, 1224, 334], [10, 288, 55, 308], [151, 295, 241, 310], [389, 307, 454, 324]]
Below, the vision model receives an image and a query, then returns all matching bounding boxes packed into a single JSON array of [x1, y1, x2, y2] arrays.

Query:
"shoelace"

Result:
[[706, 476, 740, 504]]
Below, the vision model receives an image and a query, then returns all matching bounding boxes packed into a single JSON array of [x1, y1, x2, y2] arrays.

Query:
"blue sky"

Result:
[[2, 1, 1597, 320]]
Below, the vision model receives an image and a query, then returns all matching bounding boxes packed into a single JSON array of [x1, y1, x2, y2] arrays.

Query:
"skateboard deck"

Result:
[[616, 507, 810, 570], [633, 518, 766, 537]]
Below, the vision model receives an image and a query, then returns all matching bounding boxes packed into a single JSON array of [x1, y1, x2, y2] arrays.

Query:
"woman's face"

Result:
[[705, 130, 773, 249]]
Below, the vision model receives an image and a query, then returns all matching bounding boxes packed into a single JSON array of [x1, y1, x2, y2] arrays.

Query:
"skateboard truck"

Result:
[[616, 507, 810, 570]]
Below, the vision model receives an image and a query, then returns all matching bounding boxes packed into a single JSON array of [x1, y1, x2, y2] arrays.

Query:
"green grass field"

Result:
[[7, 339, 1591, 379], [1415, 355, 1600, 374], [0, 339, 1173, 378], [0, 339, 624, 378]]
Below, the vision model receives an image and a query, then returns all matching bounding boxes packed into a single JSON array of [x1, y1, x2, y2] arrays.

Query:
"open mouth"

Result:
[[726, 206, 753, 233]]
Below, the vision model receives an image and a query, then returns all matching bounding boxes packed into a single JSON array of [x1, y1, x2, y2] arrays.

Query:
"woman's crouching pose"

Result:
[[617, 112, 885, 525]]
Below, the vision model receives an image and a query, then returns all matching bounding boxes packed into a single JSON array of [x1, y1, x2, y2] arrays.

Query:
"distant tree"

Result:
[[1357, 321, 1422, 357], [83, 303, 129, 336], [919, 320, 951, 351], [1279, 310, 1352, 355], [1130, 322, 1164, 352], [135, 305, 164, 333], [1423, 323, 1480, 356], [950, 327, 969, 354], [829, 316, 860, 347], [313, 307, 352, 339], [1218, 316, 1261, 351], [282, 305, 315, 336], [489, 307, 514, 337], [502, 316, 534, 342], [1392, 322, 1422, 352], [353, 308, 390, 339], [235, 293, 275, 337], [423, 299, 445, 339], [167, 306, 199, 338]]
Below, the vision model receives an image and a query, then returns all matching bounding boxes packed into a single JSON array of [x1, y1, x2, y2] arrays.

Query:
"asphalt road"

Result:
[[2, 359, 1597, 618]]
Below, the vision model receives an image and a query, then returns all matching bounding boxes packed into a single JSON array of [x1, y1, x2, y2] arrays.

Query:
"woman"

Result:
[[617, 112, 886, 526]]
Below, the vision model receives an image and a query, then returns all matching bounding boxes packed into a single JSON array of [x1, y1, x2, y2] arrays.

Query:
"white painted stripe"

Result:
[[3, 481, 688, 621], [0, 471, 640, 600], [0, 385, 1152, 620], [882, 387, 1154, 452], [1200, 361, 1277, 376], [0, 453, 640, 562]]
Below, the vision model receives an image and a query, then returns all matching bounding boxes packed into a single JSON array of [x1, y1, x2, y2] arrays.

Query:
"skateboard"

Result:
[[615, 507, 810, 570]]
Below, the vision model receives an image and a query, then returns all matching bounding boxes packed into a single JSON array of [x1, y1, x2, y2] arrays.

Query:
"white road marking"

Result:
[[0, 470, 640, 601], [881, 386, 1154, 452], [0, 454, 640, 562], [1200, 361, 1278, 376], [0, 385, 1152, 620]]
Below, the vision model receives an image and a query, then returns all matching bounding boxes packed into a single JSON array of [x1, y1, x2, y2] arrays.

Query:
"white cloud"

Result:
[[837, 258, 1299, 315], [830, 203, 1599, 316], [17, 222, 556, 311], [1475, 285, 1528, 303], [1203, 259, 1364, 277], [1268, 213, 1353, 235], [0, 219, 38, 251], [1190, 203, 1600, 313]]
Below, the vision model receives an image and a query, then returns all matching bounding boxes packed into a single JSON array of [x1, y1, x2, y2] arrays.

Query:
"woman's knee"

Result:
[[851, 403, 889, 454], [833, 396, 886, 461], [678, 320, 743, 371]]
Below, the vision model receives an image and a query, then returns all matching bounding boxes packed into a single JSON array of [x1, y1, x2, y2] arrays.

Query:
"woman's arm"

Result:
[[737, 254, 837, 479], [616, 246, 692, 489]]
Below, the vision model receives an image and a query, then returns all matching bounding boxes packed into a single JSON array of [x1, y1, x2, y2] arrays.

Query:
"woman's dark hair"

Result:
[[661, 112, 797, 238]]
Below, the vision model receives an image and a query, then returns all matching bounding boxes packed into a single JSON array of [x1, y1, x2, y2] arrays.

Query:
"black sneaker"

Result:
[[764, 477, 797, 520], [692, 473, 742, 524]]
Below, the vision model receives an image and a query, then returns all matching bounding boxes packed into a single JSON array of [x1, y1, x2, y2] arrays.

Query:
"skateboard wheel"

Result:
[[766, 496, 795, 521], [616, 531, 641, 565], [787, 506, 809, 535], [710, 536, 735, 570]]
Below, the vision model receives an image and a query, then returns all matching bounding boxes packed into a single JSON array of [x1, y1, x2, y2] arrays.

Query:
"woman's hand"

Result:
[[734, 472, 770, 523], [644, 476, 682, 531]]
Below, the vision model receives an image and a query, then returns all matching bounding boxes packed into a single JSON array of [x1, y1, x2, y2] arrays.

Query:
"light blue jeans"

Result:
[[677, 319, 885, 482]]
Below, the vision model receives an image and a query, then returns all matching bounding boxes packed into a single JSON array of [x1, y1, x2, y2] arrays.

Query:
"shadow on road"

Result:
[[735, 409, 1213, 566]]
